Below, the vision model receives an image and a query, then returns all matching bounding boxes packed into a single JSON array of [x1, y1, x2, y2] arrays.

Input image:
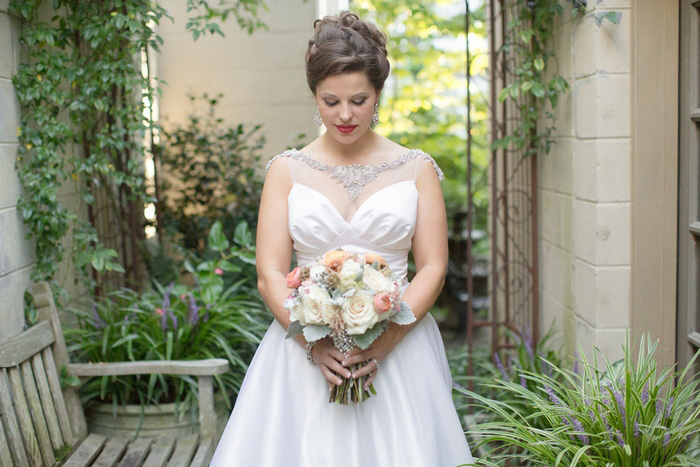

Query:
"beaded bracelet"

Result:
[[305, 341, 317, 366]]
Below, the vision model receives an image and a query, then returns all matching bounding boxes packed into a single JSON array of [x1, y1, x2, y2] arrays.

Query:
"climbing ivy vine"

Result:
[[9, 0, 268, 300]]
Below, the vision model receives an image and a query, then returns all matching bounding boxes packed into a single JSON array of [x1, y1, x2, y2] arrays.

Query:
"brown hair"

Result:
[[305, 11, 390, 95]]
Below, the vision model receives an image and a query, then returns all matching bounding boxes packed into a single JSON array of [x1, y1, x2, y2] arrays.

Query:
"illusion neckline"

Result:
[[287, 147, 421, 169]]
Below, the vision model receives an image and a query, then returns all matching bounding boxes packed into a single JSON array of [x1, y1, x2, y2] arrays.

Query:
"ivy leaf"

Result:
[[533, 57, 545, 71]]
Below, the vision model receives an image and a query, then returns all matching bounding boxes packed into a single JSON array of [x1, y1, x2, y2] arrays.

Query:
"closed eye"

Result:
[[324, 99, 367, 107]]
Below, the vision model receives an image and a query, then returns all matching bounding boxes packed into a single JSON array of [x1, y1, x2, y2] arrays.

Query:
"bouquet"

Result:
[[284, 249, 415, 404]]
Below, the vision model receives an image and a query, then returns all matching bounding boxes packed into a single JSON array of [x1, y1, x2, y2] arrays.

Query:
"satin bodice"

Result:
[[267, 148, 444, 282]]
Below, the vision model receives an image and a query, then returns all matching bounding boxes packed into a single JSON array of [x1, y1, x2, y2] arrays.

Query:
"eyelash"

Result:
[[324, 99, 366, 107]]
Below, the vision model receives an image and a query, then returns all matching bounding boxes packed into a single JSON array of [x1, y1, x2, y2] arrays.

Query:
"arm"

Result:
[[256, 159, 351, 386], [343, 162, 448, 386]]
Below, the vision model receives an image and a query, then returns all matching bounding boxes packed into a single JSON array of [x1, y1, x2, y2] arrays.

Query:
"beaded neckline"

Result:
[[266, 147, 444, 200]]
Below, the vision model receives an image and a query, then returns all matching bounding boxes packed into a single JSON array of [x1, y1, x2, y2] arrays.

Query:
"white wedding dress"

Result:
[[211, 148, 473, 467]]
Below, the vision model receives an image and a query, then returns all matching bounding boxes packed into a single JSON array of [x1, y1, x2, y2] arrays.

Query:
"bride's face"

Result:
[[314, 71, 379, 144]]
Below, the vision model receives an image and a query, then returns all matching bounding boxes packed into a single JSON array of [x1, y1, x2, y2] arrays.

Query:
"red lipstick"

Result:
[[335, 125, 357, 134]]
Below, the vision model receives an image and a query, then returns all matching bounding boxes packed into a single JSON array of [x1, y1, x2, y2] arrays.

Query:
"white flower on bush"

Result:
[[362, 265, 392, 292], [301, 284, 329, 325], [341, 290, 379, 335], [340, 259, 362, 279]]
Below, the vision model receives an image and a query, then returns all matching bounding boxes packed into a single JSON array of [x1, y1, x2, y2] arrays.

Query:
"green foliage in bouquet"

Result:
[[458, 335, 700, 466], [155, 93, 265, 254], [65, 221, 271, 411]]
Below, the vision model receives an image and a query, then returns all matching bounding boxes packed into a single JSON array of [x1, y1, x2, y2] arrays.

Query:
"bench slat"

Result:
[[69, 359, 229, 377], [92, 437, 129, 467], [166, 435, 199, 467], [0, 321, 55, 368], [43, 346, 76, 444], [116, 437, 153, 467], [189, 438, 214, 467], [142, 437, 176, 467], [8, 366, 43, 466], [64, 433, 108, 467], [0, 412, 17, 466], [32, 352, 64, 449], [21, 360, 55, 465], [0, 369, 29, 466]]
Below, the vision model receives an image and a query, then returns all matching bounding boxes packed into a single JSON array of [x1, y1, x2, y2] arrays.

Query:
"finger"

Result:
[[351, 360, 377, 379], [320, 364, 344, 386], [323, 357, 352, 379], [364, 369, 377, 390], [343, 350, 371, 367]]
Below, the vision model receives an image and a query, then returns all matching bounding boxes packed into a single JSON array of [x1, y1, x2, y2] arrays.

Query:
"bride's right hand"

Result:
[[311, 337, 352, 388]]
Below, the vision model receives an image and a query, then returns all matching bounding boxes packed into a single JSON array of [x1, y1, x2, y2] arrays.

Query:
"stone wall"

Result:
[[156, 0, 320, 159], [539, 0, 632, 361], [0, 0, 34, 340]]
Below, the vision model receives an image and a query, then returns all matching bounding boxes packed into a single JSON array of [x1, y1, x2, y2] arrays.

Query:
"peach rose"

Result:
[[286, 267, 302, 288], [364, 252, 388, 268], [373, 293, 392, 314], [323, 250, 350, 271]]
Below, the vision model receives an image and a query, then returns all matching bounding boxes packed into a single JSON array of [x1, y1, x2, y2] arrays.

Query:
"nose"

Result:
[[339, 103, 352, 122]]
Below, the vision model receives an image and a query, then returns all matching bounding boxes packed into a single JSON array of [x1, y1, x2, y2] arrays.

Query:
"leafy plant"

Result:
[[64, 221, 271, 411], [458, 335, 700, 466], [155, 93, 266, 254]]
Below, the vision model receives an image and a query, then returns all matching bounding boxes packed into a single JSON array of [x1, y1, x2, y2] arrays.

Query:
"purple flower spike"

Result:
[[187, 293, 200, 325], [494, 352, 509, 382], [616, 430, 625, 447], [656, 398, 664, 414], [641, 383, 649, 405], [571, 416, 588, 445], [665, 397, 674, 418], [572, 353, 579, 375], [663, 432, 671, 446], [545, 385, 561, 406], [92, 303, 106, 329], [161, 282, 175, 331], [522, 324, 535, 362], [634, 420, 640, 438], [520, 374, 527, 388], [614, 390, 627, 425]]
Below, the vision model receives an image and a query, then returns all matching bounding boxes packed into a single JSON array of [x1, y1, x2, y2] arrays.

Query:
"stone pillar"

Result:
[[0, 0, 35, 340]]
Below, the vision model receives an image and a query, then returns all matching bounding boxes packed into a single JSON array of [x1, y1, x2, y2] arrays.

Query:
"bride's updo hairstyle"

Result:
[[305, 11, 390, 95]]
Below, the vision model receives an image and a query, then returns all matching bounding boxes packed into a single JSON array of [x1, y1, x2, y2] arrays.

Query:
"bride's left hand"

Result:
[[341, 323, 408, 390]]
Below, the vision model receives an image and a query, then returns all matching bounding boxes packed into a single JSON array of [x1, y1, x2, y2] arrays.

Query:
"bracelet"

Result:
[[305, 341, 317, 366]]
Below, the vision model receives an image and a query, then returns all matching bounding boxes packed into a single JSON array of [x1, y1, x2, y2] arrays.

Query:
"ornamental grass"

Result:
[[458, 335, 700, 466]]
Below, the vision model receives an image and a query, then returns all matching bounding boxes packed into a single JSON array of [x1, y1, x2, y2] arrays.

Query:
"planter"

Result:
[[84, 395, 230, 438]]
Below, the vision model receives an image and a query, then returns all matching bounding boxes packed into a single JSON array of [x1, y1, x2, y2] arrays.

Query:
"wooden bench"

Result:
[[0, 282, 229, 466]]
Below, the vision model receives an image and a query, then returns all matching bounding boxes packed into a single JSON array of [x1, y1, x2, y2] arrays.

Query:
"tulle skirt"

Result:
[[210, 314, 473, 467]]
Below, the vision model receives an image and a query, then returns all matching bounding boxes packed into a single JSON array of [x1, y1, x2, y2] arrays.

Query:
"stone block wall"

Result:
[[539, 0, 632, 361], [0, 0, 35, 340], [156, 0, 320, 158]]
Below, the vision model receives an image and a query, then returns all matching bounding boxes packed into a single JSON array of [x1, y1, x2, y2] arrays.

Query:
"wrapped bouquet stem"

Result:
[[284, 249, 416, 405]]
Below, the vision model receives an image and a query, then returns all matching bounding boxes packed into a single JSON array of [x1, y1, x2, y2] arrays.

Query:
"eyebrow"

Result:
[[320, 92, 368, 98]]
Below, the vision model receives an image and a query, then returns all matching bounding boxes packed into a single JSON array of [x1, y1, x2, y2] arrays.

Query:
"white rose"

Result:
[[309, 264, 326, 282], [340, 259, 362, 279], [288, 301, 306, 325], [301, 285, 329, 325], [341, 290, 379, 335], [362, 265, 391, 292]]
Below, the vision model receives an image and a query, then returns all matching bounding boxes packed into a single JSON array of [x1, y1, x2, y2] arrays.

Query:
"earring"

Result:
[[371, 102, 379, 128], [314, 106, 323, 127]]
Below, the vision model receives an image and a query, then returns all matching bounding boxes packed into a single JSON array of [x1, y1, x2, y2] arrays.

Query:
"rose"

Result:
[[301, 285, 330, 325], [286, 267, 302, 288], [363, 252, 388, 268], [340, 259, 362, 278], [323, 250, 350, 271], [287, 298, 305, 325], [373, 293, 392, 314], [362, 265, 392, 292], [342, 290, 379, 335]]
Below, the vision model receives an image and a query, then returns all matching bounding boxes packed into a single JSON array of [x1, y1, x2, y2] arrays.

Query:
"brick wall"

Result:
[[539, 0, 632, 361]]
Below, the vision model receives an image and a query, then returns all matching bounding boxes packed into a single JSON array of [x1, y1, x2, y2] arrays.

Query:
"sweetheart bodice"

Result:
[[267, 148, 443, 282]]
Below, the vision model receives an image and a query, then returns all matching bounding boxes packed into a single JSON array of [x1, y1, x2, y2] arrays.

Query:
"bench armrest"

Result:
[[68, 359, 229, 377]]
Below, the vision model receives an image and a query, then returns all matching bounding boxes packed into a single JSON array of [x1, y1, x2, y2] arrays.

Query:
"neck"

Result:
[[319, 129, 378, 162]]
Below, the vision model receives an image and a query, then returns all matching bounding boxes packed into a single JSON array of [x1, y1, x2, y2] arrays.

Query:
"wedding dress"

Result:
[[210, 148, 474, 467]]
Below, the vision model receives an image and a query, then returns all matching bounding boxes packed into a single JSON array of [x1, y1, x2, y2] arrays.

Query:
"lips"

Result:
[[335, 125, 357, 134]]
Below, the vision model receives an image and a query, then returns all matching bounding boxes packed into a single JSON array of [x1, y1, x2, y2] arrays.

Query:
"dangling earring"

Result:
[[371, 102, 379, 128], [314, 105, 323, 127]]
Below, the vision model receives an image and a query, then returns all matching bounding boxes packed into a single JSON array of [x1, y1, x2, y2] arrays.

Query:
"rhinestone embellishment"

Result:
[[266, 148, 444, 200]]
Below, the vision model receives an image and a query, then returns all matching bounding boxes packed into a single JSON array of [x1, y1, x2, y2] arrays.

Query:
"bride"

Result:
[[211, 10, 474, 466]]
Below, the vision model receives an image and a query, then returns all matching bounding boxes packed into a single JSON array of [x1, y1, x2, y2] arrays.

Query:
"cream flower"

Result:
[[341, 290, 379, 335], [340, 259, 362, 279], [301, 285, 329, 325], [362, 265, 392, 292], [309, 264, 326, 282]]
